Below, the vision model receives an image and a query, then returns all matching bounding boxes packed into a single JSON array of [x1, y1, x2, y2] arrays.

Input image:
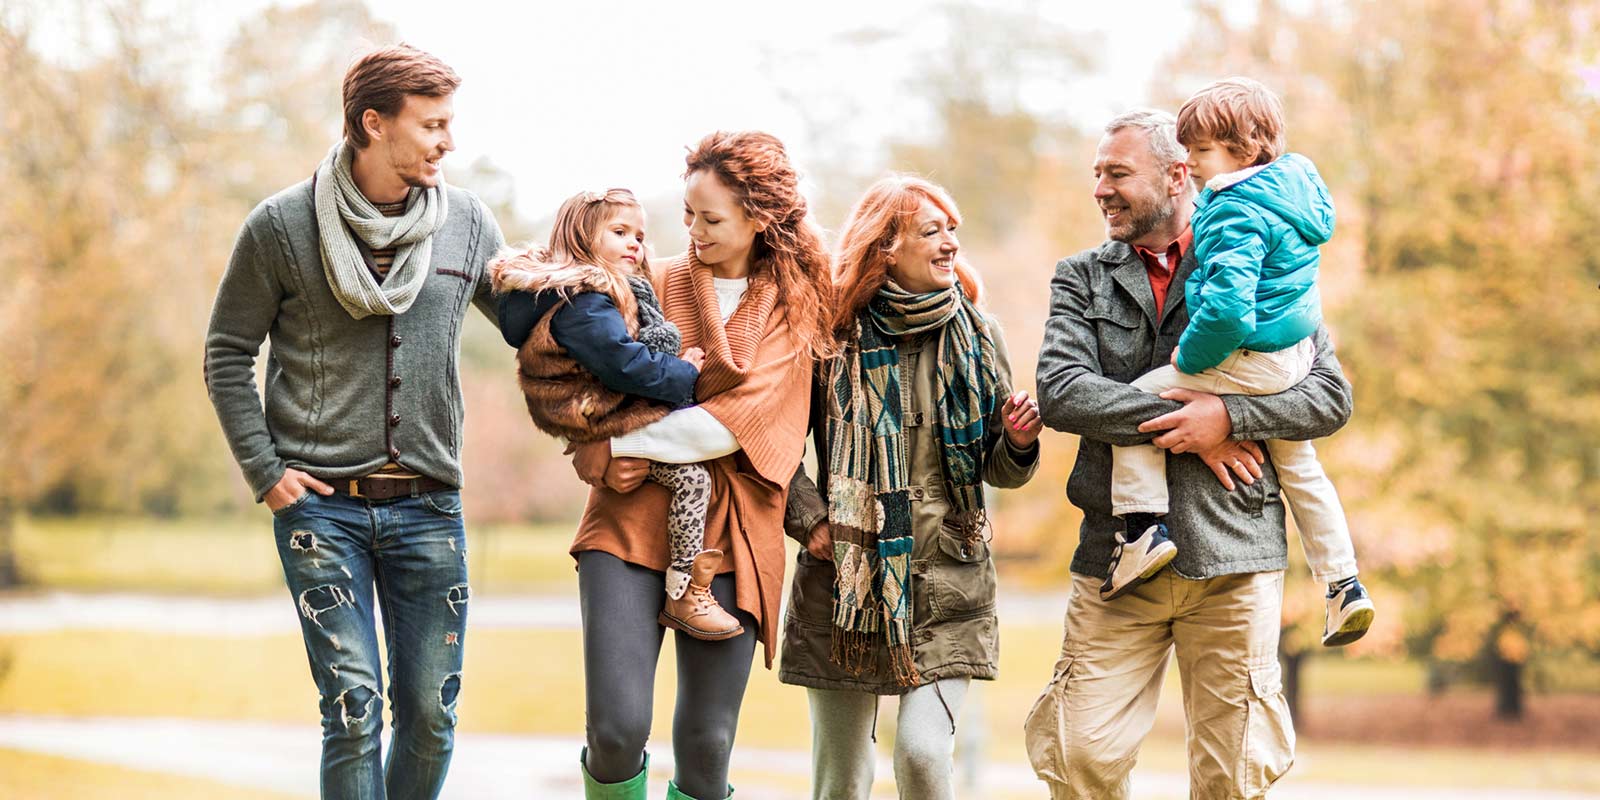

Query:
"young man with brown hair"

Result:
[[204, 44, 504, 798]]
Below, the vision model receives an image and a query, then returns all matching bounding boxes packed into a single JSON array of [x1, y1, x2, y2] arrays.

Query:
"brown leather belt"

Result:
[[322, 474, 452, 500]]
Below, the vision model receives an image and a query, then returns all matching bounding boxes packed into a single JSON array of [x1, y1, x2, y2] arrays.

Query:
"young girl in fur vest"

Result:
[[490, 188, 744, 641]]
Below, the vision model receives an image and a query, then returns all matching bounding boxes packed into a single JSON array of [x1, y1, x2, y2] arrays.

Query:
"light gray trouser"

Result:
[[807, 678, 971, 800]]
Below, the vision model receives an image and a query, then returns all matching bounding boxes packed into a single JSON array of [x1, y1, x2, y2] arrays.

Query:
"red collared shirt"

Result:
[[1133, 227, 1192, 319]]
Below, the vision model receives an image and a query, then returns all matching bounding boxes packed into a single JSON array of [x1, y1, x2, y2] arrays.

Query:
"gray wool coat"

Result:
[[1036, 240, 1354, 580]]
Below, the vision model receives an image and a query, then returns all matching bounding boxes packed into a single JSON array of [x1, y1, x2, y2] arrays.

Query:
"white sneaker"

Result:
[[1100, 521, 1177, 601], [1322, 578, 1375, 647]]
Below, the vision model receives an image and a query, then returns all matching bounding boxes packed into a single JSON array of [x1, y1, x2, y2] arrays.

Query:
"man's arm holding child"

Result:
[[1141, 325, 1352, 451], [1036, 255, 1185, 446]]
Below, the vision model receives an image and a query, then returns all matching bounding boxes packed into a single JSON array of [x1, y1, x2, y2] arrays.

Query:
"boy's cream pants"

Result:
[[1024, 570, 1295, 799], [1111, 337, 1358, 583]]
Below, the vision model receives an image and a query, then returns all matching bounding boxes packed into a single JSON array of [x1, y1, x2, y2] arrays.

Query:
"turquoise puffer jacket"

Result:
[[1175, 153, 1335, 375]]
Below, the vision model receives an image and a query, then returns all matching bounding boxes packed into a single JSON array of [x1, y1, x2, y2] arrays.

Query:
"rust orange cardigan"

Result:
[[570, 252, 814, 666]]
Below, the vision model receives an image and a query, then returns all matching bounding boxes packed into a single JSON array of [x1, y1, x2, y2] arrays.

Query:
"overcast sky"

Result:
[[28, 0, 1252, 220], [388, 0, 1211, 218]]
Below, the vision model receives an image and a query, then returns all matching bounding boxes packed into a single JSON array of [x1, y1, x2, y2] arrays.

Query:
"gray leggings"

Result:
[[807, 678, 971, 800], [578, 550, 756, 799]]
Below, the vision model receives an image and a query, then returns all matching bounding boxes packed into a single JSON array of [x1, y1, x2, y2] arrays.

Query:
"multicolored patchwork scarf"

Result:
[[825, 279, 999, 685]]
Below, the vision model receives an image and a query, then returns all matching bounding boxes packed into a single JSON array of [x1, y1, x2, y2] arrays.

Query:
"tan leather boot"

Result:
[[658, 549, 745, 641]]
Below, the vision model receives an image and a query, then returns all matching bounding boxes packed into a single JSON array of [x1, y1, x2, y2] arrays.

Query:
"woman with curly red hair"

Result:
[[779, 175, 1042, 799], [556, 131, 834, 799]]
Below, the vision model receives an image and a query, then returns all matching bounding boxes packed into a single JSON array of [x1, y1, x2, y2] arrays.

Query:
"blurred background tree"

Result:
[[0, 0, 1595, 724], [1159, 0, 1600, 720]]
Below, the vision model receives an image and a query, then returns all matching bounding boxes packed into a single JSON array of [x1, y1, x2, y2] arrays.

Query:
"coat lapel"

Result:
[[1159, 249, 1197, 331], [1103, 244, 1159, 329]]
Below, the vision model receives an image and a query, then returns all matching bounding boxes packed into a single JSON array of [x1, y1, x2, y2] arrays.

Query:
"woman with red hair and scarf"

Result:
[[780, 175, 1042, 799]]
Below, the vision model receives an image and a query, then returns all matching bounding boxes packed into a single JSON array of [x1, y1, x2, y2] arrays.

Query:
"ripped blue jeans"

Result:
[[272, 488, 469, 800]]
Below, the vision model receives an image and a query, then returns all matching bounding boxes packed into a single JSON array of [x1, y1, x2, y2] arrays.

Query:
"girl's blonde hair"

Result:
[[546, 188, 649, 277], [491, 188, 646, 309], [831, 175, 982, 337]]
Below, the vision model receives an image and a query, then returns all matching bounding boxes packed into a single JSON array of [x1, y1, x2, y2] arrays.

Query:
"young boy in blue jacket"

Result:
[[1101, 78, 1374, 647]]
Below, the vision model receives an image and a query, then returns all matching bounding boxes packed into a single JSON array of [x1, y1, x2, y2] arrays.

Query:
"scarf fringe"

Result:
[[888, 642, 921, 687], [830, 627, 877, 676], [827, 619, 923, 688]]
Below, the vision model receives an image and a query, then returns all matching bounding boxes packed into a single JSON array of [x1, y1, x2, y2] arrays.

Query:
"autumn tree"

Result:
[[0, 0, 403, 542], [1161, 0, 1600, 720]]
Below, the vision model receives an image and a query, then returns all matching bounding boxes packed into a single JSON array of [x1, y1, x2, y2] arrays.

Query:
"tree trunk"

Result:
[[1426, 659, 1450, 696], [1280, 645, 1307, 726], [1491, 652, 1524, 720], [0, 498, 18, 588]]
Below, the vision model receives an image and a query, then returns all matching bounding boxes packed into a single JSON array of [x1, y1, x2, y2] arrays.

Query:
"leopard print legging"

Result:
[[648, 461, 711, 579]]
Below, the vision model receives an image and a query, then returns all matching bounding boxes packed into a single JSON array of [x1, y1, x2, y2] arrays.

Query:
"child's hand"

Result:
[[681, 347, 706, 370], [1001, 390, 1042, 449]]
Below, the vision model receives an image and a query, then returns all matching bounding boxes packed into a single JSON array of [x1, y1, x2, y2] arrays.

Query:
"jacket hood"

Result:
[[488, 246, 620, 296], [489, 247, 643, 337], [1206, 153, 1335, 246]]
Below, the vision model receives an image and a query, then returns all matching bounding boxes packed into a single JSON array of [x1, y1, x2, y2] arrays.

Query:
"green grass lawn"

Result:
[[0, 746, 301, 799], [5, 514, 1600, 796], [3, 624, 1599, 795], [10, 515, 578, 594]]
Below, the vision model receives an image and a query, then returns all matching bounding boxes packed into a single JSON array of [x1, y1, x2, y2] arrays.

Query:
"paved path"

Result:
[[1, 715, 1596, 800], [4, 593, 1598, 798], [0, 589, 1071, 635], [0, 591, 588, 635]]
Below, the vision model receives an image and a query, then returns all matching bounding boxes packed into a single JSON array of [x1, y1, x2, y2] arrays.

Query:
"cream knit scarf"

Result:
[[314, 142, 448, 319]]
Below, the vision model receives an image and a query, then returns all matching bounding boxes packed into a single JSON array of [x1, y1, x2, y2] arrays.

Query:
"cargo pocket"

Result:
[[1239, 660, 1296, 796], [1024, 654, 1075, 786], [927, 525, 996, 621]]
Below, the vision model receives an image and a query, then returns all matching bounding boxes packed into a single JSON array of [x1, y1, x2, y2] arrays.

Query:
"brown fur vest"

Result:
[[490, 250, 671, 443]]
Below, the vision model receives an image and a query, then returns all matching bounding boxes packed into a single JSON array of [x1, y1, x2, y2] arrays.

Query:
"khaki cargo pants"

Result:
[[1024, 570, 1294, 799]]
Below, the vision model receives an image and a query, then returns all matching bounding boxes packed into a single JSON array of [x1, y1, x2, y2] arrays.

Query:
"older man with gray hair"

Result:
[[1024, 109, 1354, 798]]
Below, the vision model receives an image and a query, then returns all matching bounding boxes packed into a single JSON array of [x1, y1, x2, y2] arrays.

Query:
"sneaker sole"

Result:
[[1322, 604, 1374, 647], [1100, 542, 1178, 601], [658, 611, 745, 641]]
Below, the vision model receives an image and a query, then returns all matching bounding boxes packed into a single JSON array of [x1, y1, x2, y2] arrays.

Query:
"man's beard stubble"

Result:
[[1110, 196, 1174, 244]]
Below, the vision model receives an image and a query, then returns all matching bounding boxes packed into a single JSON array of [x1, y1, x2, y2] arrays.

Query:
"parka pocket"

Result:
[[937, 522, 990, 563], [925, 525, 996, 621], [1024, 654, 1076, 786], [787, 549, 837, 627], [1238, 660, 1296, 796]]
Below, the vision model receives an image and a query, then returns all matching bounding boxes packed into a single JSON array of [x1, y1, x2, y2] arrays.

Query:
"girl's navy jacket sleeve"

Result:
[[500, 290, 698, 409]]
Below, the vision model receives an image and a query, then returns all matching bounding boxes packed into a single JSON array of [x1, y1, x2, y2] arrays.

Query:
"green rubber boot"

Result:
[[581, 748, 648, 799], [665, 780, 733, 799]]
